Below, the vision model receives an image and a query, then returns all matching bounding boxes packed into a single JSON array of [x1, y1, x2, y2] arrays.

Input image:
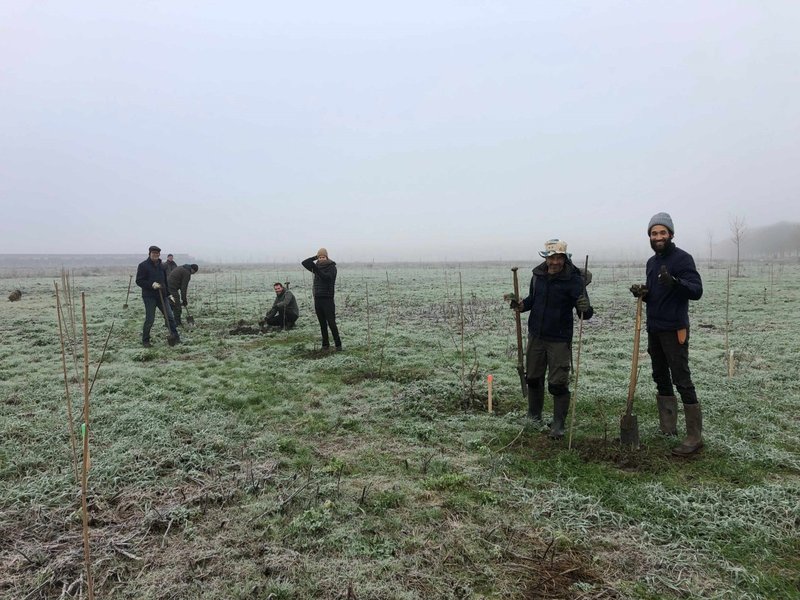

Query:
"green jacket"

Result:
[[167, 264, 193, 304], [266, 289, 299, 319]]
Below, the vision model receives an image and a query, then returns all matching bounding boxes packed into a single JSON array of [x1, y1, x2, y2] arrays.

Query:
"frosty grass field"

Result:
[[1, 261, 798, 599]]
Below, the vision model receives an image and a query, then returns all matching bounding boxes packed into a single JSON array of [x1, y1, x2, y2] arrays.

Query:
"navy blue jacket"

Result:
[[136, 257, 169, 299], [644, 243, 703, 332], [520, 261, 593, 342], [302, 257, 337, 298]]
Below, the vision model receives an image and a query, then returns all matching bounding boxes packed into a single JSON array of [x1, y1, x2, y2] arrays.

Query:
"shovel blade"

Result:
[[123, 304, 128, 309], [620, 414, 640, 449], [186, 316, 195, 325]]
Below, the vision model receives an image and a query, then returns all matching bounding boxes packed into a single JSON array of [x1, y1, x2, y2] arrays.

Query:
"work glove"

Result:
[[658, 265, 677, 288], [629, 284, 648, 298], [168, 294, 176, 304], [576, 295, 590, 314], [509, 298, 520, 310], [182, 299, 188, 307], [152, 282, 162, 290]]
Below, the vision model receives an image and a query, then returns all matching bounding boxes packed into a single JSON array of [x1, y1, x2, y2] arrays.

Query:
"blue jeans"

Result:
[[142, 295, 179, 343]]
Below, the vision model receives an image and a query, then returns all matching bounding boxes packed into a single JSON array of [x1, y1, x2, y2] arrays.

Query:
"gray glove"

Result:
[[576, 295, 590, 314], [152, 282, 162, 290], [629, 284, 648, 298]]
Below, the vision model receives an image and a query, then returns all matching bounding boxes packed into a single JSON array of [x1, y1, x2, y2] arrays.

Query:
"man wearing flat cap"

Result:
[[631, 213, 704, 456], [511, 239, 593, 439], [302, 248, 341, 351], [135, 245, 180, 347]]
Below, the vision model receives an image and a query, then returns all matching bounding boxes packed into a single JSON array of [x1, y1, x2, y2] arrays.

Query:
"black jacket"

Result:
[[644, 243, 703, 332], [135, 257, 169, 299], [520, 261, 593, 342], [302, 257, 337, 298]]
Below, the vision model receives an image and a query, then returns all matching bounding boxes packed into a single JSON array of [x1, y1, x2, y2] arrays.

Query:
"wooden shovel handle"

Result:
[[625, 296, 643, 414]]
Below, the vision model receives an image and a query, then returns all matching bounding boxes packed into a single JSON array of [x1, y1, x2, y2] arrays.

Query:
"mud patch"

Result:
[[229, 320, 264, 335], [574, 437, 670, 473]]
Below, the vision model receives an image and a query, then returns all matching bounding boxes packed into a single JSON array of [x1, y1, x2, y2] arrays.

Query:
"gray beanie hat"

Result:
[[648, 212, 674, 235]]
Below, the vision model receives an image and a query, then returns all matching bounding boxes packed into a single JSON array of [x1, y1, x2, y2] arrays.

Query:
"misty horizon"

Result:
[[2, 2, 799, 262]]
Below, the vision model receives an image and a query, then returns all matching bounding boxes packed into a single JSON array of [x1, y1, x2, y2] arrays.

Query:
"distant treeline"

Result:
[[714, 221, 800, 259], [0, 254, 195, 268]]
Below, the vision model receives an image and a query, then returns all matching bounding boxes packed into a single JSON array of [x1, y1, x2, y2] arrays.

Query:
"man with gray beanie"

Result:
[[630, 213, 704, 456]]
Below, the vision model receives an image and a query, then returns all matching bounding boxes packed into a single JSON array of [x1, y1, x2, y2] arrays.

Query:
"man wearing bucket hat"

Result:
[[630, 213, 704, 456], [511, 239, 593, 439]]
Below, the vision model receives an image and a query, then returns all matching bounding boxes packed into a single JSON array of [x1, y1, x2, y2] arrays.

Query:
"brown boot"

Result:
[[672, 403, 704, 457], [656, 395, 678, 436]]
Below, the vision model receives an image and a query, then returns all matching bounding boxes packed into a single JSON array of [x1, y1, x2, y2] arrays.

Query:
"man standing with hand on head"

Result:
[[630, 213, 704, 456], [302, 248, 341, 351]]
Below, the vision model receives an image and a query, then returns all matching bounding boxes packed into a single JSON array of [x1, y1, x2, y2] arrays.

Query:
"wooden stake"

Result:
[[725, 268, 731, 377], [365, 282, 371, 353], [487, 374, 493, 413]]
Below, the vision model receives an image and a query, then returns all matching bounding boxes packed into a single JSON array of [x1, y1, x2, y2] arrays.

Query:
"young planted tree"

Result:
[[730, 216, 746, 277]]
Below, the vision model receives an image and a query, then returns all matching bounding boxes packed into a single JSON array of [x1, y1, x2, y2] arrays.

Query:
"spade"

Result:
[[620, 295, 643, 448], [123, 274, 133, 309]]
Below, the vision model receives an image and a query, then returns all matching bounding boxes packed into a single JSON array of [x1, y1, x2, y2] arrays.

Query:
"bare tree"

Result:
[[730, 216, 746, 277], [707, 229, 714, 268]]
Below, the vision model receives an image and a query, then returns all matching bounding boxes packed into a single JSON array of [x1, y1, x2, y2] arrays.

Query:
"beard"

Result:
[[650, 238, 673, 253]]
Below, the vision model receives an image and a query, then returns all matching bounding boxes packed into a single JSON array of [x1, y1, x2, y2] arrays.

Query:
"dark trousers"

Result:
[[525, 336, 572, 396], [142, 295, 178, 342], [647, 329, 697, 404], [314, 297, 341, 348], [168, 294, 183, 324], [265, 311, 298, 329]]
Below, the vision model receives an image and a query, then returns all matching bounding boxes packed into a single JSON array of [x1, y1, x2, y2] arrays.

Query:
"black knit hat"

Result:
[[148, 245, 161, 253]]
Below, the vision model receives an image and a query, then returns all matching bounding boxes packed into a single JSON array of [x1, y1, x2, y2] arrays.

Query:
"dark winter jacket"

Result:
[[302, 257, 337, 298], [167, 264, 194, 304], [644, 243, 702, 332], [164, 259, 178, 276], [520, 261, 593, 342], [266, 289, 299, 320], [135, 257, 169, 299]]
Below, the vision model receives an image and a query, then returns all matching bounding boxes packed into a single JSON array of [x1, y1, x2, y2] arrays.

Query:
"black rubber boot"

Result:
[[527, 379, 544, 422], [549, 394, 570, 439], [656, 395, 678, 436], [672, 403, 704, 456]]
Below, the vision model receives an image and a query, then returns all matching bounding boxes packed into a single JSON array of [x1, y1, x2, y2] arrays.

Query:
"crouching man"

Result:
[[262, 282, 299, 331], [512, 239, 593, 439]]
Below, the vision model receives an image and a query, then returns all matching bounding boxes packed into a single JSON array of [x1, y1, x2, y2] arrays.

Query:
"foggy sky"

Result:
[[2, 1, 799, 263]]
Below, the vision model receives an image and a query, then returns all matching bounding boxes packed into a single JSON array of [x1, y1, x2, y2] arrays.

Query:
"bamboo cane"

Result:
[[511, 268, 527, 401], [54, 282, 79, 485], [568, 255, 589, 450], [79, 293, 95, 600]]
